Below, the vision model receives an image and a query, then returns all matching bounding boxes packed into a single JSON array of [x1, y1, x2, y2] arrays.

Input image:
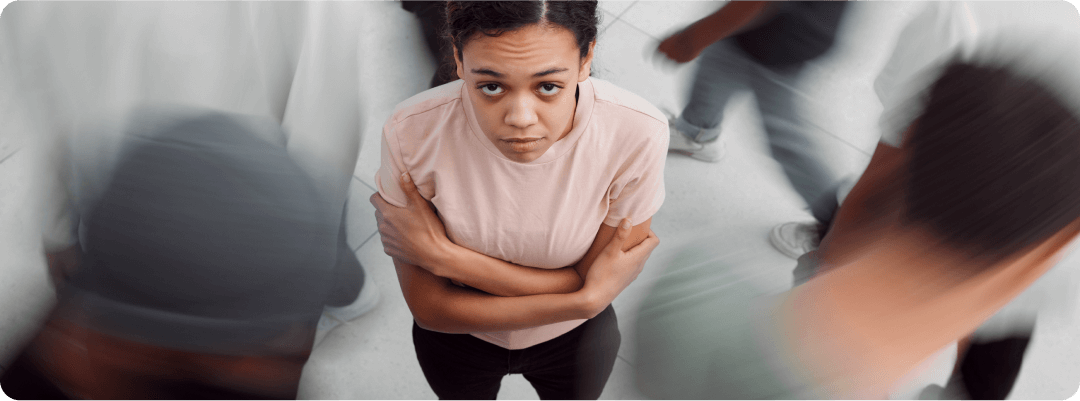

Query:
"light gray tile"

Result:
[[600, 9, 619, 34], [593, 18, 697, 115], [617, 1, 725, 40], [300, 234, 435, 400], [600, 0, 639, 18], [600, 356, 648, 399], [498, 375, 540, 400], [345, 178, 378, 251]]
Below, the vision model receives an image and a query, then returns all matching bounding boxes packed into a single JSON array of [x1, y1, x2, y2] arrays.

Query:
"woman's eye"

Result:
[[538, 83, 561, 96], [480, 84, 504, 96]]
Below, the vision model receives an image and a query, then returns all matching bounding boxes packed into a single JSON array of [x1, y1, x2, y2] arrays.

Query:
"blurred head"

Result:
[[902, 62, 1080, 264], [74, 112, 337, 352], [446, 1, 599, 162]]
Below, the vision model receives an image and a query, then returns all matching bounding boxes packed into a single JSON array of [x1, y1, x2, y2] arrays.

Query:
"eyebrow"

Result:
[[470, 67, 569, 78]]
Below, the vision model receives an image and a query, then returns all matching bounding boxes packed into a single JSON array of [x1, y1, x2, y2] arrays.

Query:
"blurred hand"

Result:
[[369, 172, 451, 271], [582, 219, 659, 315], [656, 28, 704, 64]]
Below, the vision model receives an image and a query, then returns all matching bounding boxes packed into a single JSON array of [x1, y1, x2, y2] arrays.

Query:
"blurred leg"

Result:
[[676, 40, 751, 143], [751, 62, 843, 226]]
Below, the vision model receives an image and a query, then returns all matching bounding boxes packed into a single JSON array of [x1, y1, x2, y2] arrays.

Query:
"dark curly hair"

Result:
[[445, 1, 600, 63], [903, 61, 1080, 264]]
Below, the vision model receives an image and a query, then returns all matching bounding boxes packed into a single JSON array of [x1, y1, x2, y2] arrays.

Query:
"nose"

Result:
[[504, 93, 538, 129]]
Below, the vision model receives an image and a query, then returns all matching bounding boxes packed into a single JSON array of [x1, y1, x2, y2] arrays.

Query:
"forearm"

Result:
[[396, 259, 600, 334], [685, 1, 771, 50], [435, 245, 583, 296]]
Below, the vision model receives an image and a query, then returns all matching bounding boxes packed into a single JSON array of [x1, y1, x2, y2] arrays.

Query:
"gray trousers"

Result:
[[676, 40, 842, 225]]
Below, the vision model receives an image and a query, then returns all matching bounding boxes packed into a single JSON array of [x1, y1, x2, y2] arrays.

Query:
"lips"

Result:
[[502, 137, 544, 152]]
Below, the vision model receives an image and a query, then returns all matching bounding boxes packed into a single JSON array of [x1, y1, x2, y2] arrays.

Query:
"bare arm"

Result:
[[818, 138, 907, 266], [656, 1, 774, 63], [394, 219, 659, 333], [372, 172, 652, 297]]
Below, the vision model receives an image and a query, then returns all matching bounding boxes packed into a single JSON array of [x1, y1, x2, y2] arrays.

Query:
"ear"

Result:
[[578, 41, 596, 82], [453, 45, 465, 81]]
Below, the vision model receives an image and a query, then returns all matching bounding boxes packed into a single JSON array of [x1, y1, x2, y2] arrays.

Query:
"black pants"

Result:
[[957, 332, 1034, 399], [412, 305, 620, 400]]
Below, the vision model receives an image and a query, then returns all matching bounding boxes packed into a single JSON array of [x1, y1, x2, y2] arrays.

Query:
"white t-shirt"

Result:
[[875, 1, 1080, 147], [376, 77, 668, 349], [872, 1, 1080, 341], [0, 2, 364, 251]]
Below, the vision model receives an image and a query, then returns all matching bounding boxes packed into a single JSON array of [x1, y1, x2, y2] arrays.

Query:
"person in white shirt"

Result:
[[0, 1, 373, 368], [771, 2, 1080, 398]]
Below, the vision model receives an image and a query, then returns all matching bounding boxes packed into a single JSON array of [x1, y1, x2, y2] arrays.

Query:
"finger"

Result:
[[604, 218, 633, 254], [627, 230, 661, 255], [370, 192, 389, 209], [399, 172, 425, 205]]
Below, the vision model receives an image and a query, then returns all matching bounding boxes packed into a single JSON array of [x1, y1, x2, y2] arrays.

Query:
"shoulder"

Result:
[[588, 77, 668, 146], [386, 80, 464, 128], [383, 80, 466, 151]]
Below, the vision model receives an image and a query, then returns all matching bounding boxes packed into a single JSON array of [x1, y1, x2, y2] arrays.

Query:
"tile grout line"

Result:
[[353, 230, 378, 253], [353, 175, 378, 193], [0, 148, 21, 166], [614, 1, 637, 20]]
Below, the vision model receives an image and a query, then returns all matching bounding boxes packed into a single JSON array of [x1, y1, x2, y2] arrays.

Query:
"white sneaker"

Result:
[[665, 116, 725, 163], [769, 221, 822, 259]]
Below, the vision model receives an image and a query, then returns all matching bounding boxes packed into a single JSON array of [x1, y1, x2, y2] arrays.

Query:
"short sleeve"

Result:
[[874, 2, 980, 147], [374, 122, 409, 208], [603, 123, 668, 227]]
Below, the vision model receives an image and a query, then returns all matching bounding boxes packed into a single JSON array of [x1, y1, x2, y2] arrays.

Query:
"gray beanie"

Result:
[[61, 112, 337, 355]]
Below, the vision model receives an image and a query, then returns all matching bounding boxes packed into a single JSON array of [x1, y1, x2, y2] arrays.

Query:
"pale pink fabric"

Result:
[[376, 77, 667, 349]]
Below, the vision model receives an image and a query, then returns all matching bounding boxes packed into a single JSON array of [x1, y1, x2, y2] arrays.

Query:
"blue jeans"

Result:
[[676, 40, 842, 225]]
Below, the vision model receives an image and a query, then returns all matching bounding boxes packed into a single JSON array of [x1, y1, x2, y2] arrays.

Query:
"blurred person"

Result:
[[0, 1, 375, 346], [367, 1, 665, 398], [772, 3, 1080, 398], [656, 1, 850, 242], [401, 1, 458, 88], [635, 51, 1080, 399], [0, 111, 338, 399]]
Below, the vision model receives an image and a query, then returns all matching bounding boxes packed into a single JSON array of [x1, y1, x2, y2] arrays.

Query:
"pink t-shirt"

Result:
[[376, 77, 667, 349]]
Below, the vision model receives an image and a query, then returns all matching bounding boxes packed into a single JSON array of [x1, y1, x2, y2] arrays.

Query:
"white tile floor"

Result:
[[3, 1, 1080, 400]]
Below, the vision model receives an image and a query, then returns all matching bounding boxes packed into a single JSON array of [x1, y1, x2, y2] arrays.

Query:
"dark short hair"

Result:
[[904, 62, 1080, 263], [445, 1, 599, 63]]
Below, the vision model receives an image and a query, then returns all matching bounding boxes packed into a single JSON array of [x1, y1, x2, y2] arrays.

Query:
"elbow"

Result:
[[413, 313, 445, 332], [407, 296, 456, 333]]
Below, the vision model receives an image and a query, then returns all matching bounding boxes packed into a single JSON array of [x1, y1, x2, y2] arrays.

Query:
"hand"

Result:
[[46, 244, 82, 291], [369, 172, 452, 273], [581, 219, 660, 315], [656, 28, 704, 64]]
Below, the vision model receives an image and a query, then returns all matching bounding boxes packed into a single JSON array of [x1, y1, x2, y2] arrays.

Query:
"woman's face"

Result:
[[455, 24, 594, 163]]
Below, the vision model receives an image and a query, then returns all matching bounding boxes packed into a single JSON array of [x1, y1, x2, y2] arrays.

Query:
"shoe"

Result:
[[769, 221, 823, 259], [663, 111, 725, 163], [317, 267, 381, 333]]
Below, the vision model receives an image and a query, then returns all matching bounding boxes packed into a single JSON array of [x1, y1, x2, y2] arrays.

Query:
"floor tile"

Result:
[[598, 1, 636, 20], [344, 177, 378, 251], [599, 9, 619, 34], [617, 1, 725, 40], [600, 356, 647, 400], [593, 17, 698, 115], [299, 233, 436, 400]]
